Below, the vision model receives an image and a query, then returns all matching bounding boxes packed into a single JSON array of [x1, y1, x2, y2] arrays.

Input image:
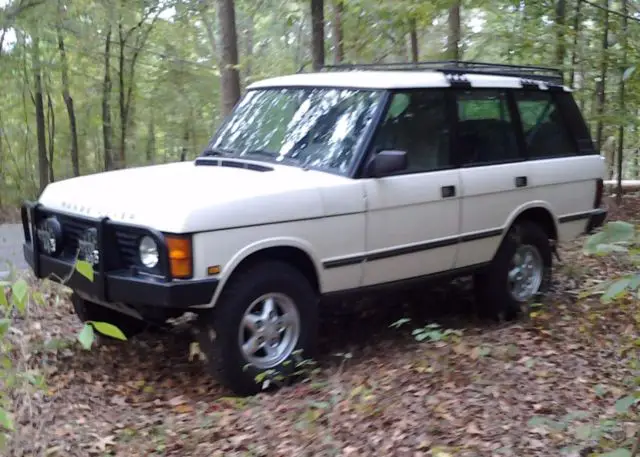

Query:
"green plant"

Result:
[[412, 323, 463, 343], [391, 318, 463, 343], [0, 258, 126, 450], [250, 349, 322, 390], [527, 221, 640, 456]]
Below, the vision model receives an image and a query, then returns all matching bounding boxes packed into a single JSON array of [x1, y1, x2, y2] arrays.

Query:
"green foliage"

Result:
[[412, 323, 462, 343], [528, 220, 640, 455], [77, 322, 94, 350], [75, 260, 94, 281], [0, 275, 30, 445], [584, 221, 640, 302], [391, 318, 462, 344], [1, 0, 640, 206], [0, 255, 126, 451], [251, 349, 323, 391]]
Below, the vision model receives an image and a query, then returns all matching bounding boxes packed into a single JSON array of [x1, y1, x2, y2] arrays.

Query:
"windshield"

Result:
[[203, 87, 384, 175]]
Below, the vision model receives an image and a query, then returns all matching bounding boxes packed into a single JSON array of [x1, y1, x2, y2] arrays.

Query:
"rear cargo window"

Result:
[[513, 90, 579, 159]]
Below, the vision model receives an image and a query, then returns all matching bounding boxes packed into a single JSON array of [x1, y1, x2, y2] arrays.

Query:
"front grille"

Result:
[[37, 211, 148, 272], [114, 229, 142, 267], [58, 215, 94, 259]]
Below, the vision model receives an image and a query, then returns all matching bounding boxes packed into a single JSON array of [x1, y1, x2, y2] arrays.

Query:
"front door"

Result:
[[361, 89, 461, 287]]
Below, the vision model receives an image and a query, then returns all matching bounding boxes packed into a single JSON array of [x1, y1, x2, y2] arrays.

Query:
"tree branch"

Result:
[[580, 0, 640, 22], [1, 0, 46, 27]]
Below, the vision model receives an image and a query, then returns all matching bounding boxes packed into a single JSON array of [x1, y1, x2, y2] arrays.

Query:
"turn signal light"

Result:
[[166, 235, 192, 279]]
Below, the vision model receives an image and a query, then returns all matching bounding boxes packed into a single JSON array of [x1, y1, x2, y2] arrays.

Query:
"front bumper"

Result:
[[21, 202, 217, 308]]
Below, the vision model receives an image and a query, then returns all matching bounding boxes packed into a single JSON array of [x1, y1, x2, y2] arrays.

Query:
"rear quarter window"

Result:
[[513, 90, 581, 159]]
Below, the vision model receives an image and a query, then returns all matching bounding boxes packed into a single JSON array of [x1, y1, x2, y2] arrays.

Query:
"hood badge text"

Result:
[[61, 201, 136, 221]]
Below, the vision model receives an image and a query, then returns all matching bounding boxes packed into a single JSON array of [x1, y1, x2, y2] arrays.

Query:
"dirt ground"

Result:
[[4, 194, 640, 457]]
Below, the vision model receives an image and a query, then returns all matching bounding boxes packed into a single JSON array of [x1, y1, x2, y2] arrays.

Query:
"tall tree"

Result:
[[569, 0, 581, 87], [616, 0, 628, 203], [217, 0, 241, 117], [594, 0, 609, 155], [102, 25, 114, 171], [56, 7, 79, 177], [447, 1, 461, 60], [331, 0, 344, 64], [409, 17, 418, 63], [116, 5, 161, 169], [46, 91, 55, 182], [311, 0, 324, 70], [32, 32, 48, 193], [554, 0, 566, 67]]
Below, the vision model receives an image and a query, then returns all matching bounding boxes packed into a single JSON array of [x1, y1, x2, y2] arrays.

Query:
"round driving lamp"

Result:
[[139, 236, 159, 268], [36, 217, 62, 255]]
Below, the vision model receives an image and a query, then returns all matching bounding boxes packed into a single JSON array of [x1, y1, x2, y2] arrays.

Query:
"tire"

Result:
[[474, 220, 552, 321], [196, 260, 319, 396], [71, 293, 147, 338]]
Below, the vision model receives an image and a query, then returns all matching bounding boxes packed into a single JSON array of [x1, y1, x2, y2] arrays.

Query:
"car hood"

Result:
[[38, 160, 351, 233]]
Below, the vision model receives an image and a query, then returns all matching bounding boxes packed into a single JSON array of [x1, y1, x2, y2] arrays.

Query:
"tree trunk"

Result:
[[180, 127, 189, 162], [331, 0, 344, 64], [245, 16, 254, 81], [114, 9, 159, 169], [146, 117, 155, 164], [217, 0, 241, 117], [569, 0, 581, 87], [57, 27, 80, 176], [409, 17, 418, 63], [616, 0, 628, 204], [46, 92, 55, 182], [117, 25, 127, 169], [102, 26, 114, 171], [594, 0, 609, 156], [310, 0, 325, 71], [32, 34, 49, 194], [554, 0, 566, 68], [447, 2, 461, 60]]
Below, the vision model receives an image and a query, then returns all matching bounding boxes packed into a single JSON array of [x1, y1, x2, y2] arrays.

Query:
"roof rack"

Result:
[[319, 60, 564, 85]]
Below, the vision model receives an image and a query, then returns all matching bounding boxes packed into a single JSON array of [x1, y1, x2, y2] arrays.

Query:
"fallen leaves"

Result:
[[3, 194, 640, 456]]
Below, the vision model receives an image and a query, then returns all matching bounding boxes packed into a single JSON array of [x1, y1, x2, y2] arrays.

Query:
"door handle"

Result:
[[441, 185, 456, 198], [515, 176, 528, 188]]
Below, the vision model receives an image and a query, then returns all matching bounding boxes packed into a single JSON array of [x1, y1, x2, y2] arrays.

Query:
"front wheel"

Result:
[[474, 220, 552, 321], [196, 261, 319, 396]]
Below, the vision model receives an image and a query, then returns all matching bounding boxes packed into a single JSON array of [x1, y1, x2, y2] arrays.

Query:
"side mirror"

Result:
[[365, 150, 408, 177]]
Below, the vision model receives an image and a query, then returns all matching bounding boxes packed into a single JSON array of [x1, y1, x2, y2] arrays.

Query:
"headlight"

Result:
[[36, 217, 62, 255], [139, 236, 159, 268]]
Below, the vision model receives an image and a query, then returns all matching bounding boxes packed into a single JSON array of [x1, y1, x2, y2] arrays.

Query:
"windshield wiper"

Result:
[[242, 149, 279, 159], [201, 147, 234, 157]]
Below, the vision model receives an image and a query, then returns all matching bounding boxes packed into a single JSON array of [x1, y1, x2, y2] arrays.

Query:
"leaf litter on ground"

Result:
[[3, 193, 640, 456]]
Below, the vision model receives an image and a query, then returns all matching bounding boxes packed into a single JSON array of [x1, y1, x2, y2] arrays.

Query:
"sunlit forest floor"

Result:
[[5, 195, 640, 457]]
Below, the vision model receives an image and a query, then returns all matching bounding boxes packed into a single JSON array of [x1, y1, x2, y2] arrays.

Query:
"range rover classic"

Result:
[[21, 61, 607, 395]]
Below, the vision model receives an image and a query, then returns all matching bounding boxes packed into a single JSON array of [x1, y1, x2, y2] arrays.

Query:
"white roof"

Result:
[[247, 70, 571, 92]]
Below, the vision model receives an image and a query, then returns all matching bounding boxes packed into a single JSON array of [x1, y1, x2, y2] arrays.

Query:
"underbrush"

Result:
[[0, 203, 639, 455]]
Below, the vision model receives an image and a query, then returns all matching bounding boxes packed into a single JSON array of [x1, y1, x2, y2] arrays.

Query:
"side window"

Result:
[[514, 90, 579, 158], [370, 90, 451, 173], [455, 90, 521, 165]]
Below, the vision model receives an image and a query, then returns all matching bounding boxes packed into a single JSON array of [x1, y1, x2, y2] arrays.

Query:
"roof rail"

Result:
[[319, 60, 564, 85]]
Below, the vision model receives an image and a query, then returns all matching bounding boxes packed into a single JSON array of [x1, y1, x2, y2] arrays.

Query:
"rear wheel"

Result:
[[196, 260, 318, 396], [474, 220, 552, 321], [71, 293, 147, 338]]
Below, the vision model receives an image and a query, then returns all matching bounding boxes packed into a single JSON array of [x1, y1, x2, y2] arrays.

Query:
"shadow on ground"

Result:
[[47, 275, 498, 404]]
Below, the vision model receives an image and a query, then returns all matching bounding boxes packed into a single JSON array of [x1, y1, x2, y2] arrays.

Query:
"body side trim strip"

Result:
[[322, 227, 504, 269]]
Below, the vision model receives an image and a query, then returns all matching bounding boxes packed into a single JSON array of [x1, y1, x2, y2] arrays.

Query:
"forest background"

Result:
[[1, 0, 639, 211]]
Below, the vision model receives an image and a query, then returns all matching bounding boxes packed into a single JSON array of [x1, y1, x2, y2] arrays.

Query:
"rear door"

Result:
[[512, 89, 606, 241], [453, 88, 532, 269]]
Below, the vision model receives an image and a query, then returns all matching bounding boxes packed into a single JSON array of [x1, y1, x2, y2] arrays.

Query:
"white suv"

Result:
[[21, 62, 607, 395]]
